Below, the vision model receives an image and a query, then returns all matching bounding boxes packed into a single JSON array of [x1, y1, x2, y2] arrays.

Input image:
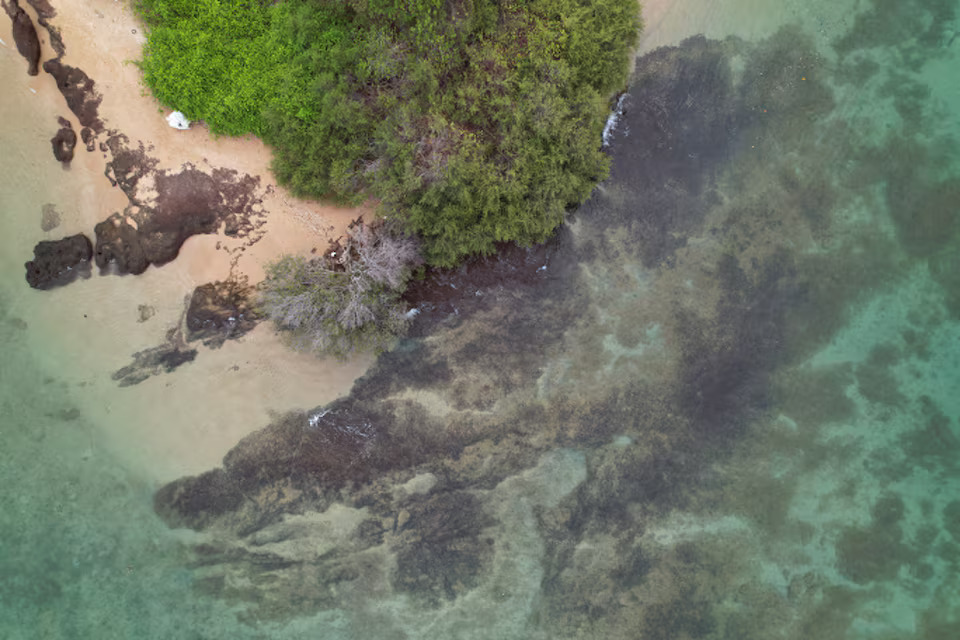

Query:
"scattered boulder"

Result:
[[24, 233, 93, 289], [51, 124, 77, 163], [40, 203, 61, 231], [3, 0, 41, 76], [186, 279, 260, 348]]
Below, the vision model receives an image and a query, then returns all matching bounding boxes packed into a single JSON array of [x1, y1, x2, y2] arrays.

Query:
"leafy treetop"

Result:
[[136, 0, 641, 265]]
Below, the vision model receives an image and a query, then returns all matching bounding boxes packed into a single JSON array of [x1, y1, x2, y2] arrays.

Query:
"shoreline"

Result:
[[0, 0, 860, 483], [1, 0, 374, 483]]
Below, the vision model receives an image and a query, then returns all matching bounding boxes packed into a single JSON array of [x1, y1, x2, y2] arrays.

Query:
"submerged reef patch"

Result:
[[148, 13, 960, 638]]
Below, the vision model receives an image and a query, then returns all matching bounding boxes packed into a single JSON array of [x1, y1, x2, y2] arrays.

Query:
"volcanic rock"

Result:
[[93, 213, 148, 275], [3, 0, 41, 76], [51, 124, 77, 163], [42, 59, 103, 132], [186, 279, 260, 348], [24, 233, 93, 289]]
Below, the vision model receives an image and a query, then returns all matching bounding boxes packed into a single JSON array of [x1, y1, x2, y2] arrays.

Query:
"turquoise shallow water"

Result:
[[3, 0, 960, 637]]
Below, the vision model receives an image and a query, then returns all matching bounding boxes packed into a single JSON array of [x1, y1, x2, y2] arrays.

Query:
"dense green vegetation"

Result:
[[136, 0, 640, 265]]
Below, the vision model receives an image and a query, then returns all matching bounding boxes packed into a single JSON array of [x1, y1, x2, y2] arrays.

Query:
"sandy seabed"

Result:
[[0, 0, 373, 483]]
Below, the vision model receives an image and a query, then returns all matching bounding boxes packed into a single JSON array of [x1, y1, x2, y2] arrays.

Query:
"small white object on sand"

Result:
[[166, 111, 191, 130]]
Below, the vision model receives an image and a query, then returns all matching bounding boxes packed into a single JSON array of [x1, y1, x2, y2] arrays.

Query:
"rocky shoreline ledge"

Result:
[[7, 0, 278, 374]]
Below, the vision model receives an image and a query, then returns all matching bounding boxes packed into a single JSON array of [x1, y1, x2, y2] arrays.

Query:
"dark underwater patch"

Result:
[[596, 35, 738, 267], [147, 20, 954, 634], [835, 494, 913, 584], [391, 491, 495, 605], [833, 0, 957, 62]]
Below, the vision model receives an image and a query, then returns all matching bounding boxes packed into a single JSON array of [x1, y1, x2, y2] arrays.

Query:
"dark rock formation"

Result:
[[94, 213, 148, 275], [102, 135, 157, 197], [24, 233, 93, 289], [140, 204, 220, 267], [154, 469, 246, 531], [42, 59, 103, 132], [51, 121, 77, 163], [3, 0, 41, 76], [154, 406, 387, 530], [93, 202, 221, 276], [112, 323, 197, 387], [22, 0, 63, 58], [95, 161, 238, 276], [392, 491, 495, 604], [80, 126, 95, 151], [40, 203, 61, 231], [111, 342, 198, 387], [137, 304, 156, 323], [186, 279, 260, 348]]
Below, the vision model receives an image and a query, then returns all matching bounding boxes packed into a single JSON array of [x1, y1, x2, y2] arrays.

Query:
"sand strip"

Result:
[[1, 0, 373, 483]]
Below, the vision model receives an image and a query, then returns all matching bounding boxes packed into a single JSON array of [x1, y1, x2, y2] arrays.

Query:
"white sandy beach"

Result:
[[1, 0, 374, 483]]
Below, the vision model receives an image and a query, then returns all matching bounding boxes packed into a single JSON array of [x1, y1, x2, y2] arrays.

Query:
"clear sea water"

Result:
[[2, 0, 960, 638]]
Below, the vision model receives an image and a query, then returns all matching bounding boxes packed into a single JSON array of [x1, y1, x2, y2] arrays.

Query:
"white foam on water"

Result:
[[602, 93, 629, 147]]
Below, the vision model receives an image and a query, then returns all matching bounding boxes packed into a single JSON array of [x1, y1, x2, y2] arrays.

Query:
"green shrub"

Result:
[[136, 0, 642, 264], [258, 221, 421, 358]]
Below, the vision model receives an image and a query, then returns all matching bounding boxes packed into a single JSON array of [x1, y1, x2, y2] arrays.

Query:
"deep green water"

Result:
[[3, 0, 960, 637]]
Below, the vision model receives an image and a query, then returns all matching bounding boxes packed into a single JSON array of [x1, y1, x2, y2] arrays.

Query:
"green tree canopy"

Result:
[[136, 0, 642, 265]]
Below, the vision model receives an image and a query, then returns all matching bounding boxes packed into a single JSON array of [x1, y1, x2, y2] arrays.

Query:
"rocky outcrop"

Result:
[[186, 279, 260, 348], [111, 323, 197, 387], [24, 233, 93, 289], [22, 0, 62, 58], [3, 0, 41, 76], [93, 204, 221, 276], [140, 206, 220, 268], [42, 59, 103, 132], [111, 341, 197, 387], [110, 278, 261, 386], [93, 214, 148, 275], [51, 119, 77, 163], [80, 127, 95, 152], [153, 469, 246, 530]]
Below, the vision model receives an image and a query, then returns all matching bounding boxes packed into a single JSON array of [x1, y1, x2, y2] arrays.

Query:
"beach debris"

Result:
[[166, 111, 191, 130]]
